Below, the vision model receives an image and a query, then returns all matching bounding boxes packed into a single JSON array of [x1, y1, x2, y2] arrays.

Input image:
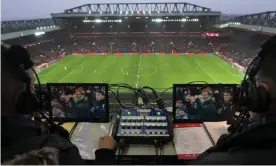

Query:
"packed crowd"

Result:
[[2, 32, 270, 68]]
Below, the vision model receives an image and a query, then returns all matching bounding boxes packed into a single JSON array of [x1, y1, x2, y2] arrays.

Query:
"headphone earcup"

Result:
[[16, 90, 39, 115], [248, 86, 270, 114]]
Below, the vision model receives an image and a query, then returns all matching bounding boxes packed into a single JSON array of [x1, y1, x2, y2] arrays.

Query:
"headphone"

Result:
[[2, 45, 71, 138], [239, 36, 276, 114], [2, 45, 41, 115]]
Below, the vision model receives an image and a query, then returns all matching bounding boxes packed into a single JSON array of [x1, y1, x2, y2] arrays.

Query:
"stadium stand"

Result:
[[2, 2, 276, 165]]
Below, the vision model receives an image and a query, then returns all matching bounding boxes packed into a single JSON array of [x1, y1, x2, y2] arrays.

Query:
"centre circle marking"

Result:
[[121, 65, 157, 76]]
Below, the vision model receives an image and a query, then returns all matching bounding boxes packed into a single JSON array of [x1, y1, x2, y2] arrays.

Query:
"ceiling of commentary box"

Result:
[[1, 0, 276, 165]]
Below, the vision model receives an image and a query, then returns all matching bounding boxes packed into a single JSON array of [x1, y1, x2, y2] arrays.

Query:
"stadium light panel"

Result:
[[120, 11, 122, 14], [166, 17, 169, 18], [149, 10, 151, 14], [111, 11, 114, 14], [118, 19, 122, 22], [36, 27, 39, 29], [169, 11, 171, 13], [181, 18, 187, 22], [89, 11, 91, 14], [155, 18, 163, 22], [100, 11, 102, 14], [137, 11, 140, 14], [131, 11, 133, 14], [35, 32, 45, 36], [128, 25, 130, 28], [53, 25, 55, 27], [44, 26, 46, 28], [95, 19, 102, 23]]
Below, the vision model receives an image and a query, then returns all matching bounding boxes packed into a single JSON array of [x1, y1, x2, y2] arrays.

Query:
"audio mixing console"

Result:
[[115, 108, 173, 144]]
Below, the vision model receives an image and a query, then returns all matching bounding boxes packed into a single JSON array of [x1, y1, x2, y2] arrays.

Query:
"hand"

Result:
[[98, 136, 116, 150]]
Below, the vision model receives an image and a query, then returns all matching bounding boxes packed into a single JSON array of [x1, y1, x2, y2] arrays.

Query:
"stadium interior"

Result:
[[1, 2, 276, 164]]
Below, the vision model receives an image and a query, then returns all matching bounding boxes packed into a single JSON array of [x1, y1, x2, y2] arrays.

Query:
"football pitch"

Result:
[[38, 54, 243, 90]]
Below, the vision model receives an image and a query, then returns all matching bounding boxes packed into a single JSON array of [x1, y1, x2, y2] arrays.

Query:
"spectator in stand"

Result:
[[3, 32, 270, 70]]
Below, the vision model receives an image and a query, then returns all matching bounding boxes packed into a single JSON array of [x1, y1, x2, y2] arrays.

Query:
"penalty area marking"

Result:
[[58, 62, 85, 83], [195, 60, 219, 83], [121, 65, 158, 77], [38, 63, 58, 77], [217, 64, 242, 77]]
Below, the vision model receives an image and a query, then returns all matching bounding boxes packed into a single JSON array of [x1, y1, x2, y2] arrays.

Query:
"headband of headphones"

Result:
[[247, 36, 276, 78]]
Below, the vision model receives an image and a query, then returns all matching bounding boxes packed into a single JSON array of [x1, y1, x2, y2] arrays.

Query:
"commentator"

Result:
[[1, 45, 116, 165], [190, 36, 276, 164]]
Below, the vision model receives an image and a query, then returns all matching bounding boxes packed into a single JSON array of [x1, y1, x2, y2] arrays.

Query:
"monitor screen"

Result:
[[47, 83, 109, 122], [173, 84, 237, 122]]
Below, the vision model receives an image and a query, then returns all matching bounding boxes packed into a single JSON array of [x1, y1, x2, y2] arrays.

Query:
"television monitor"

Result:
[[47, 83, 109, 122], [173, 84, 237, 123]]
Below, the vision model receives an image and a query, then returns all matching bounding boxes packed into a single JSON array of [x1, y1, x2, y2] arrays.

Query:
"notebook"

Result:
[[173, 122, 230, 160], [173, 123, 214, 160], [70, 123, 112, 160], [203, 121, 230, 144]]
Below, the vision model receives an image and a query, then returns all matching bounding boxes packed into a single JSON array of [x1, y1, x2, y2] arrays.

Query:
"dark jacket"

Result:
[[199, 99, 218, 121], [89, 100, 106, 118], [190, 119, 276, 165], [217, 103, 232, 121], [1, 116, 115, 165], [185, 98, 202, 119], [68, 97, 90, 117]]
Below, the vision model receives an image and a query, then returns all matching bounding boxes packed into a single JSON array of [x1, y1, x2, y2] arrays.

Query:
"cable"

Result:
[[69, 122, 78, 139], [186, 81, 209, 84], [154, 140, 159, 155], [142, 86, 166, 109], [159, 87, 173, 97], [109, 84, 139, 108]]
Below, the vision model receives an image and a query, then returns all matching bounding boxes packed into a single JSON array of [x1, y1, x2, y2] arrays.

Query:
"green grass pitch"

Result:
[[38, 54, 243, 91]]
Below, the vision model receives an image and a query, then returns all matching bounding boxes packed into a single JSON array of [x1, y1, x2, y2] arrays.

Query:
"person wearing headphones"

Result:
[[190, 36, 276, 164], [1, 45, 116, 165]]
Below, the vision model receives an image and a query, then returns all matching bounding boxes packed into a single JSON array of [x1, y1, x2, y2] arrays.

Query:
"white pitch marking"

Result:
[[136, 55, 142, 88], [195, 60, 218, 83], [58, 62, 85, 83]]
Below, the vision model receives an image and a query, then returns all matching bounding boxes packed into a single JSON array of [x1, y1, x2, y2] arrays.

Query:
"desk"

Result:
[[69, 112, 180, 164], [70, 122, 177, 160]]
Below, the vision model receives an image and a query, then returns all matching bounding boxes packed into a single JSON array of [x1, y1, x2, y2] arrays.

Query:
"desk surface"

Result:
[[69, 122, 177, 160]]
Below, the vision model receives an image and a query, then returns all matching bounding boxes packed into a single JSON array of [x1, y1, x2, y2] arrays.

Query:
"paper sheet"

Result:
[[203, 121, 229, 144], [70, 123, 112, 160], [173, 123, 213, 160]]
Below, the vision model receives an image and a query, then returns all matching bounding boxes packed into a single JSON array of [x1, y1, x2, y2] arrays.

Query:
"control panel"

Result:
[[115, 108, 173, 144]]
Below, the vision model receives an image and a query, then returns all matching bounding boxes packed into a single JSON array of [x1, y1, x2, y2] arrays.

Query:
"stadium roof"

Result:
[[51, 2, 221, 18]]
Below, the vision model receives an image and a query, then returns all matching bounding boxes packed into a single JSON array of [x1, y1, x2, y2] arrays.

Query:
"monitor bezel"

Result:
[[47, 83, 109, 123], [173, 84, 238, 123]]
